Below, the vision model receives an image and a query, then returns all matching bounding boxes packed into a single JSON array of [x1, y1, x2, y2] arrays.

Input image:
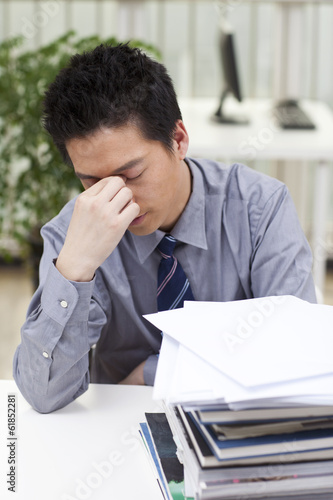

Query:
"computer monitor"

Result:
[[212, 22, 249, 125]]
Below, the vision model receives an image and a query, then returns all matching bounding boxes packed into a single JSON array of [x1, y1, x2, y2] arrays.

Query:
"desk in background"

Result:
[[180, 97, 333, 296], [0, 380, 163, 500]]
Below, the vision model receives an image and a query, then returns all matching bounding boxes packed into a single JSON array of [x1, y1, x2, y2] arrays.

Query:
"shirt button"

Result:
[[60, 300, 68, 308], [42, 351, 49, 358]]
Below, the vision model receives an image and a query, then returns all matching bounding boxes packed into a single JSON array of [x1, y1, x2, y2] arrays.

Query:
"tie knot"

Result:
[[157, 234, 177, 259]]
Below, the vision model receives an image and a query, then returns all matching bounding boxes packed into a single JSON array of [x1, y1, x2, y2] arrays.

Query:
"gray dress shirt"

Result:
[[13, 158, 316, 413]]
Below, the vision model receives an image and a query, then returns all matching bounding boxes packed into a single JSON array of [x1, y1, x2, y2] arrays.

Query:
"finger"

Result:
[[85, 176, 125, 199], [99, 176, 128, 203], [118, 201, 140, 226], [110, 186, 134, 214]]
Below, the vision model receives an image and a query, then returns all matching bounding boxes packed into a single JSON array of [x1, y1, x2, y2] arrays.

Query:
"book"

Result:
[[139, 422, 169, 499], [188, 410, 333, 461], [209, 417, 333, 440], [144, 412, 187, 500], [195, 405, 333, 424], [197, 474, 333, 500]]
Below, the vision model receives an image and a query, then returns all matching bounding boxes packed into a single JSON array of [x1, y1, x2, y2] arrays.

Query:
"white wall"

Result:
[[1, 1, 332, 104]]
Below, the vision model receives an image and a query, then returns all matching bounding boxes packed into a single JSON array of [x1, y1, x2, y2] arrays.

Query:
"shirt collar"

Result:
[[130, 157, 208, 264]]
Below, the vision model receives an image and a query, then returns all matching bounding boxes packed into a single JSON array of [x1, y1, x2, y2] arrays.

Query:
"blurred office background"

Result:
[[1, 0, 333, 379]]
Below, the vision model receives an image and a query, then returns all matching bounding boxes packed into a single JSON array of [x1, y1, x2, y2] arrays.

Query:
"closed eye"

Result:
[[125, 171, 144, 181]]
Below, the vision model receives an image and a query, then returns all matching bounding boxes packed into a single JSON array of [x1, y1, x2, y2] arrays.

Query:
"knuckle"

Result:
[[75, 192, 88, 209], [107, 217, 122, 233], [89, 198, 101, 212]]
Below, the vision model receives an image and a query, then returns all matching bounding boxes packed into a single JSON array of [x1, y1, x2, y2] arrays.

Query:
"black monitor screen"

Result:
[[221, 31, 242, 102], [213, 23, 248, 124]]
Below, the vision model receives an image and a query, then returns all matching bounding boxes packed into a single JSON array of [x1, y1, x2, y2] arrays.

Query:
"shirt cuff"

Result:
[[41, 261, 96, 327], [143, 354, 159, 386]]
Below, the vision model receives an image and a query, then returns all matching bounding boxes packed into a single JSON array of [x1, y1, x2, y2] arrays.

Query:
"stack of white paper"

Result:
[[144, 296, 333, 409]]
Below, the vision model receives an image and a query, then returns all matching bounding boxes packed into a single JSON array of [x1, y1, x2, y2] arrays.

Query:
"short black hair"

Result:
[[43, 43, 182, 166]]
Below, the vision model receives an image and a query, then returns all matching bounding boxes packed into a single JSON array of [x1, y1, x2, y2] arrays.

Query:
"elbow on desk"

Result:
[[13, 352, 89, 414], [12, 375, 57, 414], [14, 375, 89, 414], [21, 394, 67, 414]]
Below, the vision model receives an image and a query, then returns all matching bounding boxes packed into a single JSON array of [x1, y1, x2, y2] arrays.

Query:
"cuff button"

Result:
[[60, 300, 68, 308], [42, 351, 49, 358]]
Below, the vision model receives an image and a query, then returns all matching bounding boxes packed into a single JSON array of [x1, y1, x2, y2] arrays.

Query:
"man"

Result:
[[13, 43, 316, 413]]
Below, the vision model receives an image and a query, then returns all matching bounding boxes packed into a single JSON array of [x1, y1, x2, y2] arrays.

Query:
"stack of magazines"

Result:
[[141, 297, 333, 499], [165, 402, 333, 499], [140, 403, 333, 500]]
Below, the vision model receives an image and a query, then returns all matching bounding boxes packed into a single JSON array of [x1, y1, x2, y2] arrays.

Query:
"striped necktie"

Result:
[[157, 234, 195, 311]]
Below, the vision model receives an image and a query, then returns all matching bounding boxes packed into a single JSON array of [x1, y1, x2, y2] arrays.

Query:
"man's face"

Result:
[[66, 121, 191, 236]]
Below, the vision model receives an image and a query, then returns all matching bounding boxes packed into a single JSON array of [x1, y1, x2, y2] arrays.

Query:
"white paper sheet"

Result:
[[145, 296, 333, 406]]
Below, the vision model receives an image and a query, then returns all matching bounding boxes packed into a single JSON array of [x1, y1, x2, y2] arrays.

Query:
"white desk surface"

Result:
[[180, 97, 333, 162], [0, 380, 163, 500]]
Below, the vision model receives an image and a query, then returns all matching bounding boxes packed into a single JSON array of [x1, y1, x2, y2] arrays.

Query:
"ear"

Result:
[[173, 120, 189, 160]]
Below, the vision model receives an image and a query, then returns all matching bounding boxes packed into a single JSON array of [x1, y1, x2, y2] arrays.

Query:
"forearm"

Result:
[[14, 178, 137, 412], [13, 263, 99, 413], [13, 323, 90, 414]]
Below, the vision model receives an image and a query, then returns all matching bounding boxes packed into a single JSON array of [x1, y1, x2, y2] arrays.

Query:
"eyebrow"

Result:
[[75, 157, 145, 180]]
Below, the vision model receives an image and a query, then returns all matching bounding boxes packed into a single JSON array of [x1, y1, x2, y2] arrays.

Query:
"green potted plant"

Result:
[[0, 31, 160, 286]]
